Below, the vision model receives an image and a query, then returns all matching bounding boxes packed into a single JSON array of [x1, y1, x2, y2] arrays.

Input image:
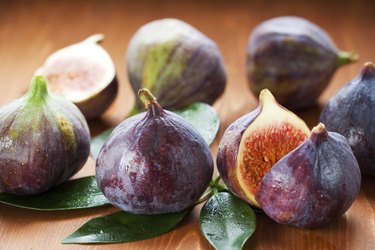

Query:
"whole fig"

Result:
[[256, 123, 361, 228], [36, 34, 118, 120], [0, 76, 90, 195], [126, 18, 226, 113], [247, 16, 358, 110], [96, 88, 213, 214], [217, 89, 310, 207], [320, 62, 375, 175]]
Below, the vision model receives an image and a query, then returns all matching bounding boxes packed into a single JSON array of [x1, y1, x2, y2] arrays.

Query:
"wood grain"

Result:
[[1, 0, 375, 249]]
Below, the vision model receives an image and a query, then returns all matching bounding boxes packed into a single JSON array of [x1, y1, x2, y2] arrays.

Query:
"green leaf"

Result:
[[0, 176, 109, 210], [62, 208, 191, 244], [175, 102, 220, 145], [200, 192, 256, 250], [90, 102, 220, 159]]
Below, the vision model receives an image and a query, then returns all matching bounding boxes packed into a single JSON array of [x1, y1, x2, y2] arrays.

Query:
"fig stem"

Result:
[[337, 51, 359, 66], [196, 188, 214, 205], [259, 89, 276, 106], [360, 61, 375, 79], [312, 122, 326, 134], [27, 76, 49, 104], [209, 176, 228, 192], [83, 34, 105, 44], [311, 122, 328, 144], [195, 176, 228, 205], [138, 88, 157, 109]]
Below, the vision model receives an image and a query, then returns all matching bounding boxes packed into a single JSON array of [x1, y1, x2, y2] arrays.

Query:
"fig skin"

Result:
[[247, 16, 358, 110], [320, 62, 375, 175], [126, 18, 226, 113], [217, 89, 310, 207], [36, 34, 118, 120], [256, 123, 361, 228], [0, 76, 90, 195], [96, 88, 213, 214]]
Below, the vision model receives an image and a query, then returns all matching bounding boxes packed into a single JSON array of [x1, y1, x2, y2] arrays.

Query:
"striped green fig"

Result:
[[126, 18, 226, 114]]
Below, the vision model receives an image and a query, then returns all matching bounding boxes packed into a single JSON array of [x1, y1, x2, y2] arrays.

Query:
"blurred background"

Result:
[[1, 0, 374, 133]]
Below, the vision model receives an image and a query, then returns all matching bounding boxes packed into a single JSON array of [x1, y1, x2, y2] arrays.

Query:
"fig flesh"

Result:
[[36, 34, 118, 119], [256, 123, 361, 228], [217, 89, 310, 207], [126, 18, 226, 113], [96, 88, 213, 214], [320, 62, 375, 175], [247, 16, 358, 110], [0, 76, 90, 195]]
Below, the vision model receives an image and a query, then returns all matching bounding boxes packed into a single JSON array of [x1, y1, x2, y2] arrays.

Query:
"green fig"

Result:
[[126, 18, 226, 114]]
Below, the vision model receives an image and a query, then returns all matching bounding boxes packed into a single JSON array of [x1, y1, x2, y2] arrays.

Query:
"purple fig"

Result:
[[0, 76, 90, 195], [217, 89, 310, 207], [36, 34, 118, 120], [247, 16, 358, 110], [126, 18, 226, 114], [320, 62, 375, 175], [256, 123, 361, 228], [96, 88, 213, 214]]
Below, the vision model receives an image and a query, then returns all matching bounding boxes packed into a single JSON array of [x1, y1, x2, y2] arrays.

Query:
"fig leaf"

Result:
[[0, 176, 109, 210], [199, 192, 256, 250], [174, 102, 220, 146], [62, 208, 191, 244]]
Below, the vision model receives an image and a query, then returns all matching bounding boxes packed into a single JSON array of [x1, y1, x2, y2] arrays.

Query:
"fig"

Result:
[[320, 62, 375, 175], [36, 34, 118, 119], [0, 76, 90, 195], [96, 88, 213, 214], [256, 123, 361, 228], [246, 16, 358, 110], [217, 89, 310, 207], [126, 18, 226, 113]]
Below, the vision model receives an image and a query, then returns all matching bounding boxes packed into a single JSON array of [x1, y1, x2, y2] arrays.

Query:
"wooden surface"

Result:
[[1, 0, 375, 249]]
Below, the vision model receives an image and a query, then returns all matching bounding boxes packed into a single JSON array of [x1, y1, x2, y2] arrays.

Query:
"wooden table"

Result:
[[1, 0, 375, 249]]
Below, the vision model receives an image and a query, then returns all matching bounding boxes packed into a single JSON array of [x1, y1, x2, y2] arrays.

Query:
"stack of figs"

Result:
[[0, 16, 373, 231]]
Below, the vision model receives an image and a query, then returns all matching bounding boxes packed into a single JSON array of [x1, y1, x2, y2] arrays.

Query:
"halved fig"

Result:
[[217, 89, 310, 207], [35, 34, 118, 119]]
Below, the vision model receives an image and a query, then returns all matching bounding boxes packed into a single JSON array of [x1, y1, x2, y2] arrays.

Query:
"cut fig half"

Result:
[[236, 90, 310, 206], [35, 34, 118, 119]]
